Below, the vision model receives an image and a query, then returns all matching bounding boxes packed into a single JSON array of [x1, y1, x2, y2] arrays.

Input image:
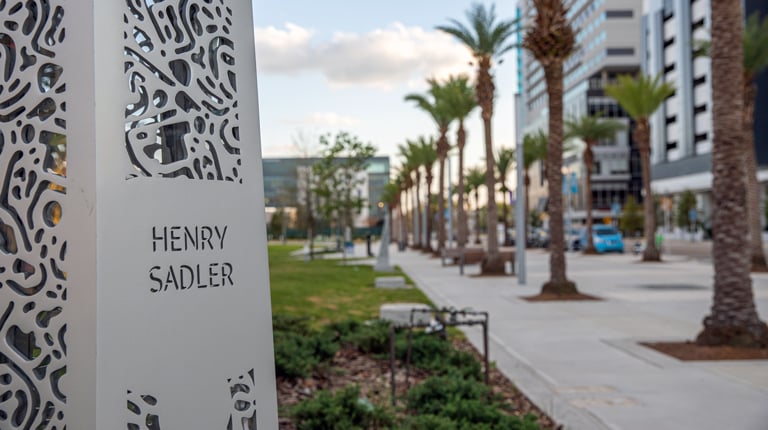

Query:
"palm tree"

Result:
[[441, 75, 478, 249], [438, 2, 517, 274], [605, 74, 674, 262], [396, 162, 416, 249], [696, 0, 768, 348], [466, 166, 486, 245], [523, 0, 577, 294], [522, 131, 548, 245], [495, 147, 515, 246], [398, 142, 422, 249], [405, 82, 453, 253], [743, 13, 768, 272], [416, 136, 438, 252], [697, 16, 768, 271], [564, 115, 626, 254], [380, 181, 400, 243]]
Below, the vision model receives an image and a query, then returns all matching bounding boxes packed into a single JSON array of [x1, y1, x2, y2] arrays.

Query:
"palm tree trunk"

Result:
[[697, 0, 768, 347], [583, 144, 597, 254], [525, 170, 531, 247], [502, 185, 510, 246], [635, 120, 660, 261], [437, 152, 447, 252], [542, 62, 576, 294], [425, 173, 434, 253], [457, 125, 468, 249], [477, 60, 502, 274], [399, 194, 407, 248], [474, 190, 481, 245], [414, 173, 422, 249], [744, 84, 768, 272]]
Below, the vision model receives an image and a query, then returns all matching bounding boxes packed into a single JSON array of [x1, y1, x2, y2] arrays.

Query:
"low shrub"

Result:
[[272, 314, 313, 336], [404, 373, 540, 430], [395, 333, 482, 380], [291, 386, 394, 430], [273, 314, 338, 379], [398, 414, 457, 430]]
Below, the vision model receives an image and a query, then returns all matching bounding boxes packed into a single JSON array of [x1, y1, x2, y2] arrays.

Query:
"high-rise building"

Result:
[[261, 156, 390, 228], [643, 0, 768, 234], [522, 0, 644, 224]]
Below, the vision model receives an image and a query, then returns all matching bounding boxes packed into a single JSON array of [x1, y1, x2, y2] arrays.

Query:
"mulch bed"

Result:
[[277, 338, 559, 429], [522, 293, 602, 302], [642, 341, 768, 361]]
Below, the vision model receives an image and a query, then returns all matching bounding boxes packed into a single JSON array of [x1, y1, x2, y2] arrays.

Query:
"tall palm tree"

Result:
[[441, 75, 478, 249], [697, 15, 768, 271], [397, 157, 418, 249], [438, 3, 517, 274], [416, 136, 438, 252], [522, 131, 548, 245], [605, 74, 674, 262], [696, 0, 768, 348], [495, 147, 515, 246], [743, 14, 768, 272], [466, 166, 486, 245], [523, 0, 577, 294], [564, 115, 626, 254], [399, 142, 423, 249], [395, 167, 412, 249], [380, 181, 400, 243], [405, 83, 453, 253]]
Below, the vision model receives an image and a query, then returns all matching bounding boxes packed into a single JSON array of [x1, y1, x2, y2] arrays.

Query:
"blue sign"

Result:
[[611, 202, 621, 216], [563, 173, 578, 195]]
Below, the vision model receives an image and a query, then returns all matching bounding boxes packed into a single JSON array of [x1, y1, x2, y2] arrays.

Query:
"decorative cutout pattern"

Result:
[[227, 369, 257, 430], [123, 0, 243, 183], [127, 390, 162, 430], [0, 1, 67, 429]]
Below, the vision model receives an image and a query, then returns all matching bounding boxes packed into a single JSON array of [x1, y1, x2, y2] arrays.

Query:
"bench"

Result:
[[441, 247, 516, 275]]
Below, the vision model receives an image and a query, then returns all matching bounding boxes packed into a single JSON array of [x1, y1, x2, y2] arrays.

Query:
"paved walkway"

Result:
[[386, 245, 768, 430]]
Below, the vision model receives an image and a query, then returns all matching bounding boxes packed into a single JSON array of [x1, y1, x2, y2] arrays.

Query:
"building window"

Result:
[[663, 36, 675, 48], [694, 104, 707, 115], [693, 75, 707, 87], [664, 63, 676, 74], [606, 10, 634, 18], [606, 47, 635, 56], [694, 133, 709, 143], [665, 114, 677, 125]]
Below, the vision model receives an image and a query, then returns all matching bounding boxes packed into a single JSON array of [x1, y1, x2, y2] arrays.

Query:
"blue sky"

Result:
[[252, 0, 521, 176]]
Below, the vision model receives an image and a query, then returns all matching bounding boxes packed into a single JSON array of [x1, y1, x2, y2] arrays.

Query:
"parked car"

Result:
[[579, 225, 624, 253], [529, 228, 550, 248], [566, 227, 582, 251]]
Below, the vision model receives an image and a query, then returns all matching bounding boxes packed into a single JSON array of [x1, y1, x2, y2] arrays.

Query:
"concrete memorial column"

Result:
[[0, 1, 278, 428]]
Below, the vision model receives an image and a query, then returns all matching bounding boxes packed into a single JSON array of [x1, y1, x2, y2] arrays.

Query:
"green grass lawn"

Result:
[[268, 244, 432, 327]]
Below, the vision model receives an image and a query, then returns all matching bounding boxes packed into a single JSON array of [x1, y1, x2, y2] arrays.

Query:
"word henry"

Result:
[[148, 225, 235, 293]]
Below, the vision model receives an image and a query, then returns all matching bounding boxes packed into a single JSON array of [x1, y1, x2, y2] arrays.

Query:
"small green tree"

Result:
[[675, 190, 697, 231], [312, 132, 377, 237], [620, 196, 644, 236], [268, 208, 286, 240]]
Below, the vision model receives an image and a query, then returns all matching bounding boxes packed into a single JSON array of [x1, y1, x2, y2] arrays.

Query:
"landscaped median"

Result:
[[268, 244, 555, 429]]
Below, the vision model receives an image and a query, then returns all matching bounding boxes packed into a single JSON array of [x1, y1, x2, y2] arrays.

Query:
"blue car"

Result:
[[580, 225, 624, 253]]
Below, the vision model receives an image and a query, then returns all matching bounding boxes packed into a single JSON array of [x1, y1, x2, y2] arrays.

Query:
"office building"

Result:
[[643, 0, 768, 233], [261, 156, 390, 228], [522, 0, 644, 224]]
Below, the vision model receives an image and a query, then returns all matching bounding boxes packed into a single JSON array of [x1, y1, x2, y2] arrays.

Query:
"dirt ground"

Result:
[[277, 338, 559, 429]]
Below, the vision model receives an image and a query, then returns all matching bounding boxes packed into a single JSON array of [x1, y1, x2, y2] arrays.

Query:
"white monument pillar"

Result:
[[0, 1, 278, 428]]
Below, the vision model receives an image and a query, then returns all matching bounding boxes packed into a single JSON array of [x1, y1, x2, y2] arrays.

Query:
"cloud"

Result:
[[299, 112, 361, 127], [255, 22, 474, 89]]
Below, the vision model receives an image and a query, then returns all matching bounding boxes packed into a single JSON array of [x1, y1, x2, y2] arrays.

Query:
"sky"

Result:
[[252, 0, 522, 179]]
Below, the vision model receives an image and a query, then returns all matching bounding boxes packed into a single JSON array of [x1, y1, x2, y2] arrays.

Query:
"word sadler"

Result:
[[148, 225, 234, 293]]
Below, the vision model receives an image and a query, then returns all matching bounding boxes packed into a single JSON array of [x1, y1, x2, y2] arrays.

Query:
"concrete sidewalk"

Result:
[[388, 246, 768, 430]]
